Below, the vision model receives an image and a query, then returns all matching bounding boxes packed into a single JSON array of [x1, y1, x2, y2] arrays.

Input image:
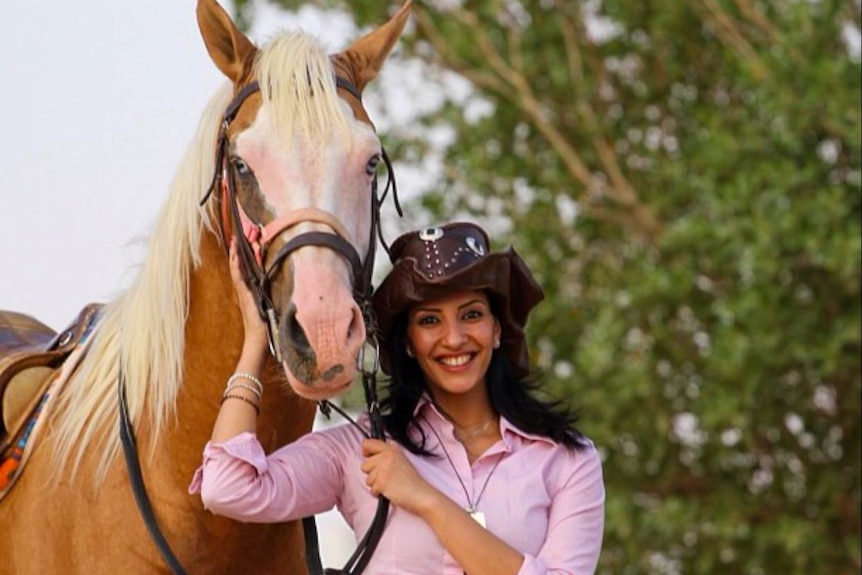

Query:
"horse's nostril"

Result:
[[283, 303, 311, 354]]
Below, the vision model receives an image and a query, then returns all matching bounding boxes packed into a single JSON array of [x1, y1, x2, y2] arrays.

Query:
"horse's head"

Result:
[[196, 0, 410, 400]]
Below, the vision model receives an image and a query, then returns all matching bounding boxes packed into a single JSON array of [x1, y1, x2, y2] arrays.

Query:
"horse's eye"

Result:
[[366, 155, 381, 176], [233, 157, 251, 176]]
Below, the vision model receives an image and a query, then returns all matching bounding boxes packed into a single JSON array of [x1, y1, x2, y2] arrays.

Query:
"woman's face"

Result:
[[405, 289, 501, 400]]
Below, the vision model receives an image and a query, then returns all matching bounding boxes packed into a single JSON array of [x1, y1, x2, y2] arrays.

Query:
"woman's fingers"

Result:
[[229, 239, 255, 302], [229, 237, 269, 346], [229, 238, 242, 281], [361, 440, 388, 495], [360, 439, 430, 504], [362, 439, 387, 457]]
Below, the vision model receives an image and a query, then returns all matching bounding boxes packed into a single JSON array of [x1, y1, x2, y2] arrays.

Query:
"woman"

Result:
[[190, 222, 605, 574]]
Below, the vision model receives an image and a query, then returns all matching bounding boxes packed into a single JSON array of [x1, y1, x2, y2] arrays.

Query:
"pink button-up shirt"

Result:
[[189, 400, 604, 574]]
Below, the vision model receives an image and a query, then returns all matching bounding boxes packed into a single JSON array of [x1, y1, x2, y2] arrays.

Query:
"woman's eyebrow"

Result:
[[413, 299, 485, 314]]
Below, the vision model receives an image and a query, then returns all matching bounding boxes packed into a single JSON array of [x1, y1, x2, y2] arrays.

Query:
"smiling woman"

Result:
[[194, 220, 606, 574]]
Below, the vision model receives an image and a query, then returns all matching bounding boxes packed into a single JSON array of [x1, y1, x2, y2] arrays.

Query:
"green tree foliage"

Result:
[[239, 0, 860, 572]]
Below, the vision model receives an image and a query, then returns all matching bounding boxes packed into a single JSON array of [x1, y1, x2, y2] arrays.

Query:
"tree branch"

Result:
[[697, 0, 770, 80], [733, 0, 784, 43], [414, 11, 509, 93], [419, 4, 662, 240], [556, 0, 663, 238]]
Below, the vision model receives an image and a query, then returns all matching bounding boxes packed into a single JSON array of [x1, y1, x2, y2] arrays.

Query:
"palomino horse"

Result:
[[0, 0, 410, 572]]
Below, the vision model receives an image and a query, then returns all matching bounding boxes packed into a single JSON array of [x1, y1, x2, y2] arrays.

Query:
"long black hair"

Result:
[[379, 313, 590, 456]]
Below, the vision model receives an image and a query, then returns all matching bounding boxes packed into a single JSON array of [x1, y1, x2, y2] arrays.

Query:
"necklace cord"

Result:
[[423, 416, 504, 513], [452, 416, 495, 444]]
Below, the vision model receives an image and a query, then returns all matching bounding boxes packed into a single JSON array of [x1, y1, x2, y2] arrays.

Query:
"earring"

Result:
[[406, 346, 415, 358], [493, 339, 501, 349]]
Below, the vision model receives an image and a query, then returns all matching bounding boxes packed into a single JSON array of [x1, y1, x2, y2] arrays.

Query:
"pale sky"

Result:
[[0, 0, 400, 564]]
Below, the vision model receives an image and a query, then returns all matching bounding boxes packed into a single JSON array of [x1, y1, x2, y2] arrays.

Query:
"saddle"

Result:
[[0, 304, 103, 455]]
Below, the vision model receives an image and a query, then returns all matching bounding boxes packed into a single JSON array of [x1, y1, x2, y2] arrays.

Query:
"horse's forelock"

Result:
[[255, 32, 353, 146]]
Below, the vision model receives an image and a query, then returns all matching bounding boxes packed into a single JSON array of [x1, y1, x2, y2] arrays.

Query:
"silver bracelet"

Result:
[[223, 382, 262, 399], [221, 393, 260, 415], [226, 372, 264, 396]]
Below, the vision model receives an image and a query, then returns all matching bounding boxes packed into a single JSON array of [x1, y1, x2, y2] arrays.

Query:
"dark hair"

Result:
[[379, 313, 590, 456]]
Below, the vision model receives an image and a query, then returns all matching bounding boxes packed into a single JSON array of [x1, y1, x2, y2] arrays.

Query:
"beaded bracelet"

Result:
[[227, 372, 264, 395], [223, 382, 262, 400], [221, 393, 260, 415]]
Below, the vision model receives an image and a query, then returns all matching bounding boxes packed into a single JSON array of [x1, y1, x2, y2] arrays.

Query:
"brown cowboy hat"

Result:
[[372, 222, 544, 378]]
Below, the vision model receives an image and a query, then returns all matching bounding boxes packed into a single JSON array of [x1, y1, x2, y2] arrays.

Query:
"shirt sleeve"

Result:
[[188, 428, 356, 524], [517, 444, 606, 575]]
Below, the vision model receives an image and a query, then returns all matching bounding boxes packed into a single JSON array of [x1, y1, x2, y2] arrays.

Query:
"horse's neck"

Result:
[[158, 230, 316, 478]]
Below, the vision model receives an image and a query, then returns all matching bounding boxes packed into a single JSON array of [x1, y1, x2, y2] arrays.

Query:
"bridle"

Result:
[[119, 75, 399, 575], [204, 79, 396, 361]]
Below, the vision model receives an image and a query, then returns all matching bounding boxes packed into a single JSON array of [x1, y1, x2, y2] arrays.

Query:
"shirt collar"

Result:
[[412, 394, 557, 448]]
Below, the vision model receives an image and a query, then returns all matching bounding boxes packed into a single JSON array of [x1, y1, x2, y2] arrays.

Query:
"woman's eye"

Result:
[[233, 157, 251, 176], [463, 310, 483, 320], [417, 315, 438, 326], [365, 155, 381, 176]]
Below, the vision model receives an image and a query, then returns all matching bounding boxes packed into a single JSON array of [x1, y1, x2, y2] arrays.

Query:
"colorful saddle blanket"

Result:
[[0, 304, 102, 495]]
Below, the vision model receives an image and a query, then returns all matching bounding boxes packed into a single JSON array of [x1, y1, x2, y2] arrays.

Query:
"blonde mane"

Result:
[[50, 30, 351, 481]]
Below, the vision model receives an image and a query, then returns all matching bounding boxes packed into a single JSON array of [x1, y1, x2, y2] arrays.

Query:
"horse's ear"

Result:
[[333, 1, 412, 93], [197, 0, 257, 83]]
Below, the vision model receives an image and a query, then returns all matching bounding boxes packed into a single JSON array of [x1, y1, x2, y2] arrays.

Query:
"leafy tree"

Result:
[[238, 0, 861, 572]]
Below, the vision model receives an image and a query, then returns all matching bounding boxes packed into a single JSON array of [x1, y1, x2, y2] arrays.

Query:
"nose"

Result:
[[441, 320, 468, 348]]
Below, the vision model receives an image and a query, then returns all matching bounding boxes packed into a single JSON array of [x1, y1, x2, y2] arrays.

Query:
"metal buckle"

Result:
[[265, 307, 283, 363], [419, 227, 443, 241], [357, 338, 380, 376]]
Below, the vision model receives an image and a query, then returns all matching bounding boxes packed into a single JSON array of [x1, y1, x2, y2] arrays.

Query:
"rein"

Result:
[[308, 341, 390, 575], [118, 76, 400, 575]]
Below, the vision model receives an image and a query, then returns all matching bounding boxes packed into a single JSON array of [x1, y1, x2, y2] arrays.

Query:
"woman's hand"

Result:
[[361, 438, 525, 575], [360, 439, 440, 516], [229, 236, 269, 352]]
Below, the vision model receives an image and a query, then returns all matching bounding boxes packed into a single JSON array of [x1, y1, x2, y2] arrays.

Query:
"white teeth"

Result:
[[440, 354, 471, 367]]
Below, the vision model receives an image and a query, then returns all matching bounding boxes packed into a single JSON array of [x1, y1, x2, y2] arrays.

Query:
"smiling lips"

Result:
[[438, 353, 475, 368]]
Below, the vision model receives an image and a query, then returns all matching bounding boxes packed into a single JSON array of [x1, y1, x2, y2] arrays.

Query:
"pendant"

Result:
[[467, 508, 486, 528]]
